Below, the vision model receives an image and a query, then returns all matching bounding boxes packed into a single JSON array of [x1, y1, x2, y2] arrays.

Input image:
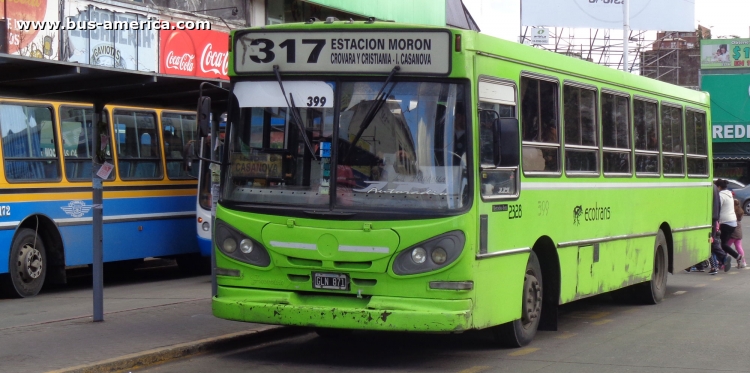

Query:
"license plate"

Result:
[[312, 272, 349, 291]]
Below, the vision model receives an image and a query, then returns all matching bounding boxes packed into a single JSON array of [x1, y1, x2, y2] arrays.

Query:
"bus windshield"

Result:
[[223, 80, 469, 212]]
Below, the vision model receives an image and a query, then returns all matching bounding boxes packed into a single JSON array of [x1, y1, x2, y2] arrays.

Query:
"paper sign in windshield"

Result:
[[231, 152, 283, 179]]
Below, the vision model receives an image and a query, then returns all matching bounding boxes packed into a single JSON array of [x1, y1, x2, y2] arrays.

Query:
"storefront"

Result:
[[700, 39, 750, 184]]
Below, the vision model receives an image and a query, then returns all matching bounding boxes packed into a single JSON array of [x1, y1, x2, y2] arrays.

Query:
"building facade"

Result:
[[2, 0, 475, 79], [700, 38, 750, 184]]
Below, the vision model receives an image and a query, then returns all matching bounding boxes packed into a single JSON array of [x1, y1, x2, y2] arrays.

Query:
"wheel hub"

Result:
[[17, 243, 43, 281], [521, 273, 542, 325]]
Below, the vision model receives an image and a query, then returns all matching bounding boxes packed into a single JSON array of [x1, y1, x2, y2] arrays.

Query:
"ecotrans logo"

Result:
[[573, 203, 611, 225], [573, 205, 582, 225]]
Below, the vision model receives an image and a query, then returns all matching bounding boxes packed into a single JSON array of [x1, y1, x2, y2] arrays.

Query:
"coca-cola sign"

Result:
[[200, 43, 229, 76], [166, 51, 195, 72], [160, 26, 228, 80]]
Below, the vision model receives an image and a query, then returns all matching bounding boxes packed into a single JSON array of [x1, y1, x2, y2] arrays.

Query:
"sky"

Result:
[[462, 0, 750, 41]]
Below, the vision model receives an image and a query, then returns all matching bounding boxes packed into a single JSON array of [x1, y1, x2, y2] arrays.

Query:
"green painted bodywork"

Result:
[[215, 22, 712, 332]]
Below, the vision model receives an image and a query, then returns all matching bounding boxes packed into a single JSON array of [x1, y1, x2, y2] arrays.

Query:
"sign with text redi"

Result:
[[160, 26, 229, 80]]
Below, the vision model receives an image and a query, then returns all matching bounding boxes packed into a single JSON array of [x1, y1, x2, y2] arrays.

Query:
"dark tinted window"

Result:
[[661, 105, 684, 175], [633, 99, 659, 175], [685, 110, 708, 176], [564, 85, 597, 173], [601, 92, 631, 174], [521, 77, 559, 173]]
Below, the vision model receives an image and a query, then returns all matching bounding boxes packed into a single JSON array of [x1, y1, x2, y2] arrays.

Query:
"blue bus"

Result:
[[0, 98, 200, 297]]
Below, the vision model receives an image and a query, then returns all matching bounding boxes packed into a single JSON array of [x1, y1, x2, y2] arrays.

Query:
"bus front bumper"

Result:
[[213, 286, 473, 332]]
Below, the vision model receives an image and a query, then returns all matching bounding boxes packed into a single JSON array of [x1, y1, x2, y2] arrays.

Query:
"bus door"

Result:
[[475, 78, 522, 255]]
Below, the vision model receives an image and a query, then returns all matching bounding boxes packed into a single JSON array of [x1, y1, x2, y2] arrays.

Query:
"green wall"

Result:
[[305, 0, 446, 26]]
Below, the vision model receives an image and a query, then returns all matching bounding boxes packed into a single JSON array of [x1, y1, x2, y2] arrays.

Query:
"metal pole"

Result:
[[623, 0, 629, 72], [519, 0, 523, 44], [210, 114, 218, 298], [92, 102, 105, 322], [1, 0, 8, 53]]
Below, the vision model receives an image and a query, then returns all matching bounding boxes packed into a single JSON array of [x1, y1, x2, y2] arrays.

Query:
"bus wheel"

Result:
[[3, 229, 47, 298], [635, 230, 668, 304], [493, 251, 542, 347]]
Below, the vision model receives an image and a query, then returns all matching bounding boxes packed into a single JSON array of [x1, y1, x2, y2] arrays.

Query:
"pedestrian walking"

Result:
[[726, 198, 747, 269], [716, 179, 743, 272]]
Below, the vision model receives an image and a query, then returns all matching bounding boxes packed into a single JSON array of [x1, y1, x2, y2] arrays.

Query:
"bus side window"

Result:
[[685, 110, 708, 176], [0, 103, 60, 182], [563, 85, 599, 175], [114, 110, 163, 180], [661, 103, 684, 176], [520, 76, 560, 174], [601, 91, 632, 175], [477, 79, 518, 199], [162, 112, 198, 179], [634, 99, 660, 176], [60, 106, 114, 182]]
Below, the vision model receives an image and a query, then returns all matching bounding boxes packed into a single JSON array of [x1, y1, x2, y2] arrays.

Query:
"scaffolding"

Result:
[[519, 26, 654, 74]]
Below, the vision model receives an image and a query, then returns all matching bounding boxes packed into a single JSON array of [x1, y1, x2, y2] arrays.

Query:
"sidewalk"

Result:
[[0, 264, 291, 373]]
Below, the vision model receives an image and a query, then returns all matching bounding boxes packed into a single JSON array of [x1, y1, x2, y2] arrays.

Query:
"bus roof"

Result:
[[231, 21, 708, 107]]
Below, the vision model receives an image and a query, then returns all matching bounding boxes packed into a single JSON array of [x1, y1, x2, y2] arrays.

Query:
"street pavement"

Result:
[[2, 223, 750, 373], [0, 262, 279, 373], [139, 265, 750, 373]]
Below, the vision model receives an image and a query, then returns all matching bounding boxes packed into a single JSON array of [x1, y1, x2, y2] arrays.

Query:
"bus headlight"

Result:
[[392, 231, 465, 275], [222, 237, 237, 253], [411, 247, 427, 264], [202, 222, 210, 231], [240, 239, 254, 254], [431, 247, 447, 264], [215, 220, 271, 267]]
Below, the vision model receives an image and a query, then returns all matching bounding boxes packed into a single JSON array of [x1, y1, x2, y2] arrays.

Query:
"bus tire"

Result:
[[493, 251, 542, 347], [2, 228, 47, 298], [635, 230, 668, 304]]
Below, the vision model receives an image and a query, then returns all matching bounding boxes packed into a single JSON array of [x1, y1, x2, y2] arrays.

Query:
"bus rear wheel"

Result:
[[493, 251, 542, 347], [635, 230, 668, 304], [2, 228, 47, 298]]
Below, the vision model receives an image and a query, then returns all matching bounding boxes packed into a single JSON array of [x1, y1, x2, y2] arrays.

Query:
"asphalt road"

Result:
[[136, 264, 750, 373]]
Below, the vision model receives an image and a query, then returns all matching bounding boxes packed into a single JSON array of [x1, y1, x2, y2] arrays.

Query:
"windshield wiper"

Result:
[[343, 65, 400, 163], [273, 65, 318, 161]]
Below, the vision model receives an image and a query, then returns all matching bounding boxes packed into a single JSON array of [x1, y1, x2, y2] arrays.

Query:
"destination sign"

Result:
[[234, 30, 451, 75], [231, 152, 284, 179]]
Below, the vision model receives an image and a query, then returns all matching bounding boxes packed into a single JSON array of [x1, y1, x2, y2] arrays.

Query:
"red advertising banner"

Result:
[[4, 0, 59, 59], [160, 26, 229, 80]]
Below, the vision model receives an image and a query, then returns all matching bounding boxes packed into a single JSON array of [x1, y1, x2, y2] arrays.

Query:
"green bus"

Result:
[[201, 20, 711, 346]]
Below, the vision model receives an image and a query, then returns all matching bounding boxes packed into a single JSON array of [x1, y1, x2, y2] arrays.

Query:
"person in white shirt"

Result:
[[716, 178, 743, 272]]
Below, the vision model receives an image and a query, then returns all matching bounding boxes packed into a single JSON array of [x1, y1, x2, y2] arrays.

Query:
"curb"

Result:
[[46, 326, 306, 373]]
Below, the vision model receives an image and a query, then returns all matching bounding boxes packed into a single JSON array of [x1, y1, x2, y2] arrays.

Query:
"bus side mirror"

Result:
[[197, 96, 211, 138], [496, 118, 519, 167], [183, 140, 198, 172]]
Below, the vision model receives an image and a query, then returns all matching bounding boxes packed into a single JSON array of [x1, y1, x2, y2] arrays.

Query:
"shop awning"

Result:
[[0, 54, 229, 110], [713, 142, 750, 161]]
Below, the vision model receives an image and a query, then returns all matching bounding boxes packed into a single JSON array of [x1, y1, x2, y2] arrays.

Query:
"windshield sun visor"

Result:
[[233, 81, 335, 108]]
